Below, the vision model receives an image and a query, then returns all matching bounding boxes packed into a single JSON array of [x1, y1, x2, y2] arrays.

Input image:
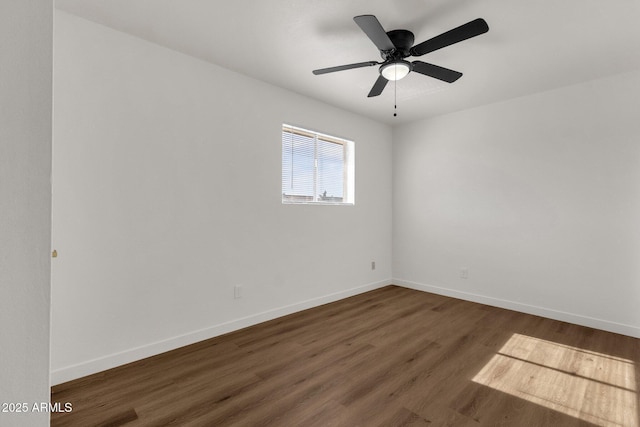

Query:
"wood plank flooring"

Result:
[[51, 286, 640, 426]]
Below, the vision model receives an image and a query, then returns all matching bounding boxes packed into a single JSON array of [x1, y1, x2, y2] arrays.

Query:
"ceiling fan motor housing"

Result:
[[384, 29, 415, 59]]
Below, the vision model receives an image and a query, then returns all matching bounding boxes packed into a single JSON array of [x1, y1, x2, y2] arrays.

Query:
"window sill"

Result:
[[282, 201, 355, 206]]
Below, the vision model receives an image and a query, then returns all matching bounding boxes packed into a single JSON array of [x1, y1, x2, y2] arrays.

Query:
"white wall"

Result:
[[393, 70, 640, 338], [0, 1, 52, 426], [51, 12, 392, 384]]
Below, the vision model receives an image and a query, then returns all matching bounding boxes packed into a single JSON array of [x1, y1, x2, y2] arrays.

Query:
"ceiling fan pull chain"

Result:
[[394, 78, 398, 117]]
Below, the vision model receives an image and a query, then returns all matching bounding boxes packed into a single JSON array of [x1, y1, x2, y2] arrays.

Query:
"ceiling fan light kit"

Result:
[[312, 14, 489, 100], [380, 60, 411, 81]]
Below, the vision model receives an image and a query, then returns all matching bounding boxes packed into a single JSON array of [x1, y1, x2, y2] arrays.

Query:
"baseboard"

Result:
[[50, 279, 392, 386], [393, 278, 640, 339]]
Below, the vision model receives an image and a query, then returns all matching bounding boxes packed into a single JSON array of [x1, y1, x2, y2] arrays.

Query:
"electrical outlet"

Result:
[[234, 285, 242, 299], [371, 261, 376, 270], [460, 268, 469, 279]]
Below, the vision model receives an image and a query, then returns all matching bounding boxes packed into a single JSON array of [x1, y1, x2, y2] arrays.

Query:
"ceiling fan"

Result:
[[313, 15, 489, 97]]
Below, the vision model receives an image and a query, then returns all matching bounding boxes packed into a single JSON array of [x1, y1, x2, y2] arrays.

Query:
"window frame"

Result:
[[281, 124, 355, 206]]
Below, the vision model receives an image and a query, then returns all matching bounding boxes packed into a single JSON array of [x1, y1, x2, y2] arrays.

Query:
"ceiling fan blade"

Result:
[[354, 15, 396, 52], [368, 75, 388, 97], [410, 18, 489, 56], [313, 61, 379, 75], [412, 61, 463, 83]]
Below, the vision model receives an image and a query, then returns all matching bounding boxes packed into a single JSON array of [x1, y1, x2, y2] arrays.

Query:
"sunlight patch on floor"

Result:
[[472, 333, 637, 427]]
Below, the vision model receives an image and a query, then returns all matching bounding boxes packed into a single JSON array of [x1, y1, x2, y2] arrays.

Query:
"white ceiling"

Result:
[[55, 0, 640, 125]]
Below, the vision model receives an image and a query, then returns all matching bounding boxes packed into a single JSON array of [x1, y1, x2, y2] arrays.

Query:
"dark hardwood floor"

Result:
[[51, 285, 640, 426]]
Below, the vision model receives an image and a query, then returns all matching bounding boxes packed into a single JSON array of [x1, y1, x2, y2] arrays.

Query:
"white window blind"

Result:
[[282, 124, 354, 205]]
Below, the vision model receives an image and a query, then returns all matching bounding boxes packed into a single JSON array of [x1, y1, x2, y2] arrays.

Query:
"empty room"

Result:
[[2, 1, 639, 426]]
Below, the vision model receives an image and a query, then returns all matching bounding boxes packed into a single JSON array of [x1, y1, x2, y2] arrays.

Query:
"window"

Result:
[[282, 124, 354, 205]]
